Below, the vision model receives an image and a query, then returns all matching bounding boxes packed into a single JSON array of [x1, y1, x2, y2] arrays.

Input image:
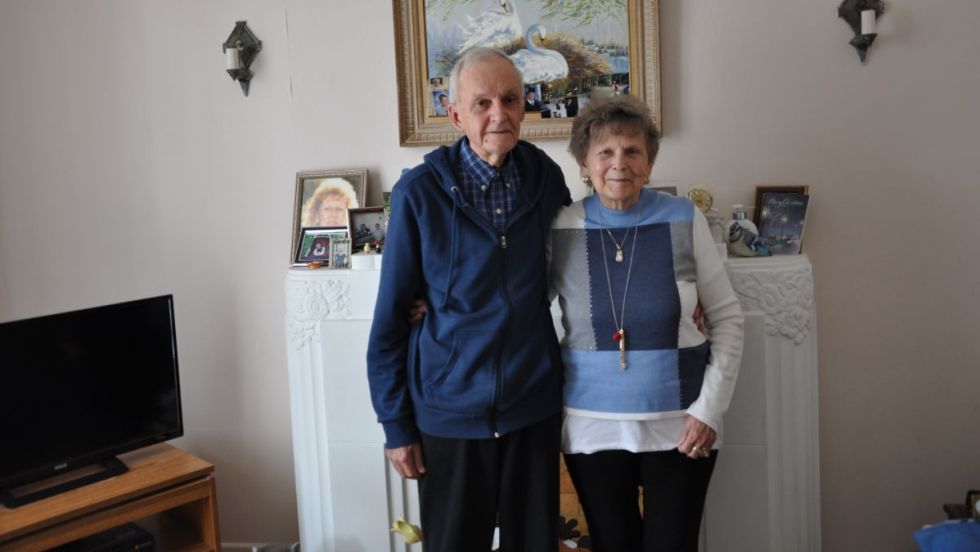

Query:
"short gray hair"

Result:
[[568, 95, 660, 166], [448, 47, 521, 104]]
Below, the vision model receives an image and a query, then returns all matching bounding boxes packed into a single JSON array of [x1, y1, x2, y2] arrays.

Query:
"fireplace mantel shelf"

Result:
[[284, 255, 820, 551]]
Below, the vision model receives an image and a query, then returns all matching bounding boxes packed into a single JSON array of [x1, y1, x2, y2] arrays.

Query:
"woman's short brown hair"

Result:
[[568, 95, 660, 166]]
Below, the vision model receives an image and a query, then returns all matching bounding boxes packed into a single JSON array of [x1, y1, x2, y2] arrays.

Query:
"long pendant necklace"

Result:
[[598, 204, 640, 370]]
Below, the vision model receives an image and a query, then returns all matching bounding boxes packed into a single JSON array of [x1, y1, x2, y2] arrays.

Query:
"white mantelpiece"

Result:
[[284, 268, 419, 552], [285, 255, 820, 552], [704, 254, 821, 552]]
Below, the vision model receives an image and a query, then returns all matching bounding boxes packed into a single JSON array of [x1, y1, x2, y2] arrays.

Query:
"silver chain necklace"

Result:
[[604, 226, 633, 262], [597, 201, 640, 370]]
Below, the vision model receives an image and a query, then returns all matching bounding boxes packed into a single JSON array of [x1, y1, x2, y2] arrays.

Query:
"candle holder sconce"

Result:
[[223, 21, 262, 96], [838, 0, 884, 63]]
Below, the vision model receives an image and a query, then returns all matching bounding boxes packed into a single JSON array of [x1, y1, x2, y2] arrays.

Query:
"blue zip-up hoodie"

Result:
[[367, 139, 571, 448]]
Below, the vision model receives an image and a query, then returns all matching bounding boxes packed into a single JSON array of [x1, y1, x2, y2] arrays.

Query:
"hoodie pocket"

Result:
[[424, 331, 496, 414]]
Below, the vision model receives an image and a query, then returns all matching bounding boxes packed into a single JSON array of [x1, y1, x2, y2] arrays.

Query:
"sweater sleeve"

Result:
[[542, 153, 569, 303], [366, 181, 423, 448], [685, 208, 744, 432]]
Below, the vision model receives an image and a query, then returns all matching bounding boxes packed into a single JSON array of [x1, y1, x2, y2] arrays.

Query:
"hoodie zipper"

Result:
[[491, 231, 511, 438]]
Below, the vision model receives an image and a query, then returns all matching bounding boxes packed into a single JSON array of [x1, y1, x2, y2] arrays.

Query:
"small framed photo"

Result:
[[383, 191, 392, 221], [291, 169, 368, 262], [348, 207, 386, 253], [331, 238, 351, 269], [754, 186, 810, 255], [295, 227, 348, 266]]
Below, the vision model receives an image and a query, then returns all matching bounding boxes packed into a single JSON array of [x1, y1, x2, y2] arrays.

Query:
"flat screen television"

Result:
[[0, 295, 182, 507]]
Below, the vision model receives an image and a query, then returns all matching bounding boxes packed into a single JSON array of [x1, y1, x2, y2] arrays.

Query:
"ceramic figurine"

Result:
[[390, 517, 423, 544], [727, 221, 771, 257]]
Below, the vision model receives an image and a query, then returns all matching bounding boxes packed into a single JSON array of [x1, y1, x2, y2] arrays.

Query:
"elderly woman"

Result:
[[301, 178, 360, 227], [549, 95, 744, 551]]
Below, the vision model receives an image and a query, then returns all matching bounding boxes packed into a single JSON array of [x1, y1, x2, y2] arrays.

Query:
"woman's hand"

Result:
[[678, 415, 716, 459], [408, 299, 427, 324]]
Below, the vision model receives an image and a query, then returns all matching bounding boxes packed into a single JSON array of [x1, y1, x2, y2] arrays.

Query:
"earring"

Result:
[[580, 175, 591, 184]]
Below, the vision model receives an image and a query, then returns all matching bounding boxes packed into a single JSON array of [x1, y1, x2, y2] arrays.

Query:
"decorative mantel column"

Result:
[[285, 268, 420, 552], [284, 256, 821, 552], [703, 254, 821, 552], [727, 255, 816, 345]]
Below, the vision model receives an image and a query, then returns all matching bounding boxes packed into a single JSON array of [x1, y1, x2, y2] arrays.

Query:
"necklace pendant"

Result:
[[618, 329, 627, 370], [615, 248, 624, 262]]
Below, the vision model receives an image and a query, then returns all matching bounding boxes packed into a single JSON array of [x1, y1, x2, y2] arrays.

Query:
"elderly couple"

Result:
[[367, 48, 744, 552]]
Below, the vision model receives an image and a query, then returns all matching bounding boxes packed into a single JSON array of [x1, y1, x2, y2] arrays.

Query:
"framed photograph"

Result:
[[295, 227, 349, 265], [348, 207, 387, 252], [383, 191, 392, 222], [754, 186, 811, 255], [291, 169, 368, 262], [331, 238, 352, 269], [392, 0, 661, 146]]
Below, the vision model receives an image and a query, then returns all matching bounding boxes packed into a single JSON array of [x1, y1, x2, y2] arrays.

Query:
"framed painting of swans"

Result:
[[393, 0, 661, 146]]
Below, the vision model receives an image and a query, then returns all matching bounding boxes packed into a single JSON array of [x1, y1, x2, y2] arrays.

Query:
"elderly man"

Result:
[[367, 47, 570, 551]]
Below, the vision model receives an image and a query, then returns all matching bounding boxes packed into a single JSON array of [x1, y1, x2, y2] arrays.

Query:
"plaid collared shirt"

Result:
[[457, 139, 520, 232]]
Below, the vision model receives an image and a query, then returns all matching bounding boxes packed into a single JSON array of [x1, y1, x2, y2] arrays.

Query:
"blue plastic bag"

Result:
[[914, 519, 980, 552]]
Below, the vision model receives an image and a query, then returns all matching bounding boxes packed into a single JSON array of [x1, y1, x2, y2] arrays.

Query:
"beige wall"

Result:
[[1, 0, 978, 549]]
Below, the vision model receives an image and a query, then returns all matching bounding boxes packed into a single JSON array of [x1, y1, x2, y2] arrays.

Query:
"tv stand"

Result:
[[1, 456, 129, 508], [0, 444, 220, 551]]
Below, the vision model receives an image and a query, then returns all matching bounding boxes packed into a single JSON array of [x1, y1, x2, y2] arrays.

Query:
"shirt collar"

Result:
[[459, 138, 515, 187]]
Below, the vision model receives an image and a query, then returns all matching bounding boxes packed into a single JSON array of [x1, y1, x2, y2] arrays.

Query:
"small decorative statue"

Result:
[[390, 517, 422, 544], [687, 185, 714, 214], [727, 222, 771, 257], [706, 208, 726, 244]]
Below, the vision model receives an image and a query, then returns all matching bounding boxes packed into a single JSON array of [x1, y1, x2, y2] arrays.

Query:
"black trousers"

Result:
[[564, 448, 718, 552], [418, 413, 561, 552]]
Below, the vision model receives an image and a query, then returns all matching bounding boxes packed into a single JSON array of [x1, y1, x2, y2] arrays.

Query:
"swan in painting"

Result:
[[510, 24, 569, 83], [457, 0, 522, 54]]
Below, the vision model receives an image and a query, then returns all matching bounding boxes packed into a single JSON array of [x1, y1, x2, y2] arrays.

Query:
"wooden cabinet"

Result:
[[0, 444, 220, 552]]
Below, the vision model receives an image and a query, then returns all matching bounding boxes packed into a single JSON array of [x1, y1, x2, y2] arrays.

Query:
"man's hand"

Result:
[[694, 302, 705, 335], [385, 443, 426, 479]]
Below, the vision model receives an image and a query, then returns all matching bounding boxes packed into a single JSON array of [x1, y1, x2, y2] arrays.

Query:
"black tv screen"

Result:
[[0, 295, 182, 498]]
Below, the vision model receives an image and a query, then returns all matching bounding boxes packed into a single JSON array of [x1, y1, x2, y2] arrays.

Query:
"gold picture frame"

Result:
[[392, 0, 661, 147]]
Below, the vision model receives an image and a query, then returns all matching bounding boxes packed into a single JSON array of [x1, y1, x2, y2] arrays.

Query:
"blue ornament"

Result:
[[727, 222, 772, 257]]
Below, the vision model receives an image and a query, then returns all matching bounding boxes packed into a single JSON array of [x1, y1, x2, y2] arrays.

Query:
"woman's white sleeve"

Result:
[[685, 209, 744, 432]]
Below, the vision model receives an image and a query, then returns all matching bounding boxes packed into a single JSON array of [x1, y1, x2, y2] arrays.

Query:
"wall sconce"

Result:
[[223, 21, 262, 96], [838, 0, 884, 63]]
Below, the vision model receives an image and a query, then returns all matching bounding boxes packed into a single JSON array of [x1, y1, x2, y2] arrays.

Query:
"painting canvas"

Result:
[[394, 0, 660, 146], [425, 0, 632, 114]]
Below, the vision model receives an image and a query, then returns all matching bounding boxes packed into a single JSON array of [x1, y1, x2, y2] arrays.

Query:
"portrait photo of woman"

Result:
[[301, 178, 361, 228]]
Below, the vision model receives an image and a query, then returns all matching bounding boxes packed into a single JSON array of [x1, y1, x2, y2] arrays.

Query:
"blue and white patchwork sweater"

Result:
[[548, 189, 744, 453]]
